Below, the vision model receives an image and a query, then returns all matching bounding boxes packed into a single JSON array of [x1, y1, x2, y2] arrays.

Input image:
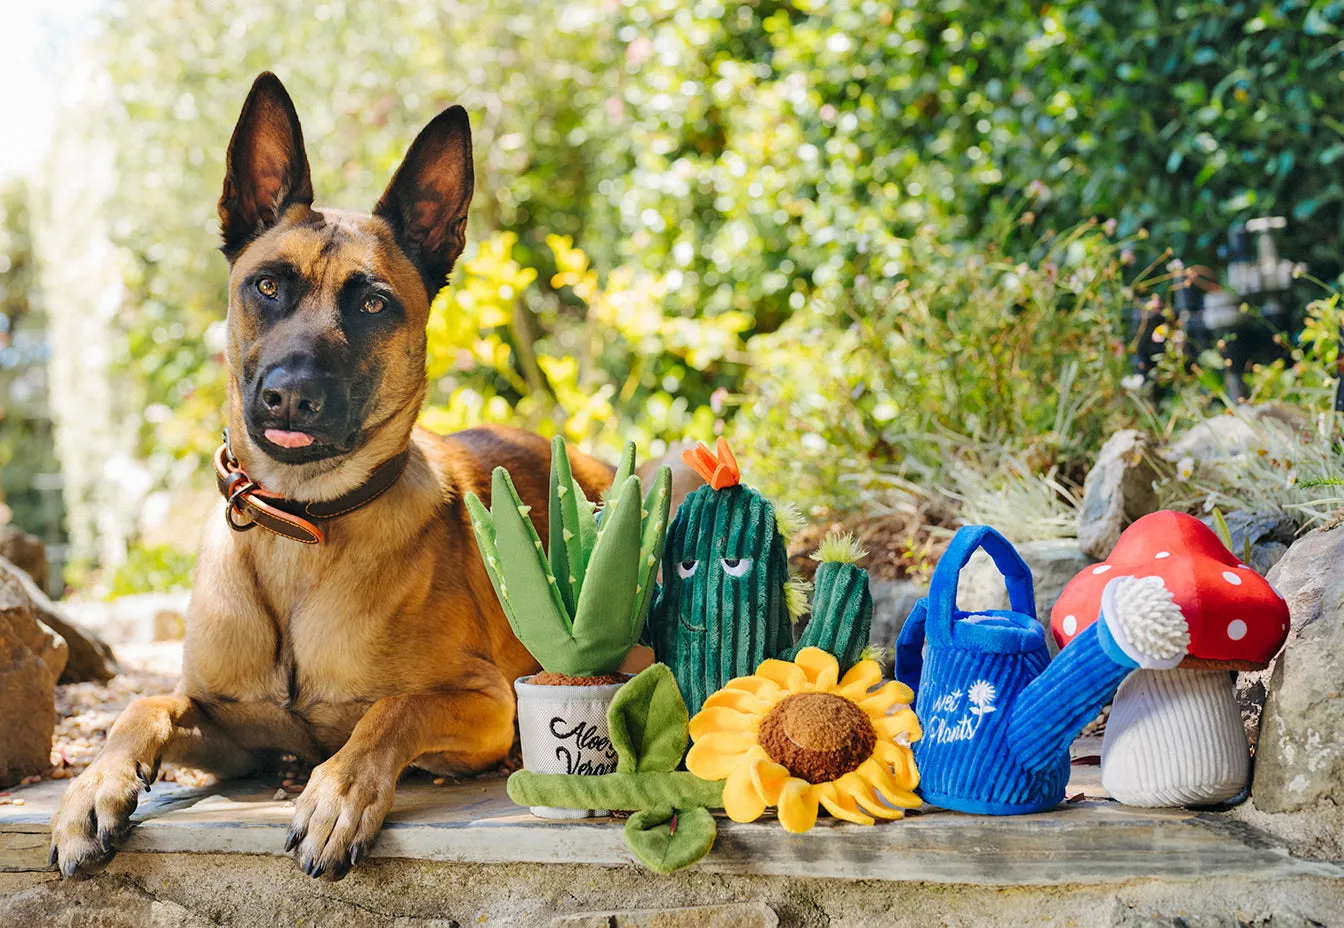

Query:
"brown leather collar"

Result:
[[214, 430, 410, 544]]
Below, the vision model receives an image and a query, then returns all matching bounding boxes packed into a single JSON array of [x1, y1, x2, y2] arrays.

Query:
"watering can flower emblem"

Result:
[[967, 681, 997, 722]]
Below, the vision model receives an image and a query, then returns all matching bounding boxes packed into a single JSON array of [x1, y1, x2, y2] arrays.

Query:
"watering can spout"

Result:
[[1006, 615, 1136, 775]]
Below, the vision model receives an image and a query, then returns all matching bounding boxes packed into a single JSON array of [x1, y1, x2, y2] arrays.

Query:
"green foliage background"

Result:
[[59, 0, 1344, 563]]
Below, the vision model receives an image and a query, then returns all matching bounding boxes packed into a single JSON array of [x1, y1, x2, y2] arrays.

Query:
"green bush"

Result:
[[732, 221, 1148, 510], [597, 0, 1344, 326]]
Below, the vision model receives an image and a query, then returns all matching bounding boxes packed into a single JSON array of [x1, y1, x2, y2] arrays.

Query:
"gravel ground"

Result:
[[17, 641, 516, 802], [40, 642, 219, 788]]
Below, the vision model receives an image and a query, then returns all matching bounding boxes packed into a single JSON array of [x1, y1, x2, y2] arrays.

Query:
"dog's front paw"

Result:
[[49, 757, 152, 877], [287, 755, 395, 880]]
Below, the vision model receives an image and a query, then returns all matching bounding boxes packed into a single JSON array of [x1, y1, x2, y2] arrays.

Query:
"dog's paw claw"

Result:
[[288, 756, 392, 881], [49, 760, 142, 878]]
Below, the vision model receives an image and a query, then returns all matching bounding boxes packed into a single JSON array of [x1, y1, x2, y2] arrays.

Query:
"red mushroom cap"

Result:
[[1051, 511, 1289, 669]]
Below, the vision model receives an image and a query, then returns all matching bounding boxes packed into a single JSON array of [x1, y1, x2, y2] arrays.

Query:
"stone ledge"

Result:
[[4, 768, 1341, 887]]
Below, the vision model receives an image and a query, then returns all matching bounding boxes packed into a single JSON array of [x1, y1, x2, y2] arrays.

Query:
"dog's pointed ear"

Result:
[[218, 72, 313, 260], [374, 105, 474, 298]]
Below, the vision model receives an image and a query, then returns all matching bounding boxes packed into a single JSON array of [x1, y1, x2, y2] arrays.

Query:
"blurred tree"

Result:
[[0, 180, 64, 548]]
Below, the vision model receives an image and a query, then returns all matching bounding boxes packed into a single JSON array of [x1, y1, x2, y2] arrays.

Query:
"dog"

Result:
[[49, 72, 620, 880]]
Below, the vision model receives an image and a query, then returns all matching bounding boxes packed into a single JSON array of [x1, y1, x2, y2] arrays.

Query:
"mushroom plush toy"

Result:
[[1051, 511, 1289, 807]]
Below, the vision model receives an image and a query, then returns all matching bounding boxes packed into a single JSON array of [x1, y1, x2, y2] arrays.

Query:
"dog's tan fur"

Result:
[[50, 73, 612, 879]]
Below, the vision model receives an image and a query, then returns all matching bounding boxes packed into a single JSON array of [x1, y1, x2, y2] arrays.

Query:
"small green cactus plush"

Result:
[[467, 436, 672, 678], [646, 440, 873, 715]]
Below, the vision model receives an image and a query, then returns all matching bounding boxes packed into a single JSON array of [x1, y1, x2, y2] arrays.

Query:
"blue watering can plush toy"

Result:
[[896, 525, 1173, 815]]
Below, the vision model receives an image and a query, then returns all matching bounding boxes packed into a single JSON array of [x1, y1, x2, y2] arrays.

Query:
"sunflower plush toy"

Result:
[[687, 647, 923, 833]]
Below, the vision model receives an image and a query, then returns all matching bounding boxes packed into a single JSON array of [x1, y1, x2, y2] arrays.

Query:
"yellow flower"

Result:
[[686, 647, 922, 834]]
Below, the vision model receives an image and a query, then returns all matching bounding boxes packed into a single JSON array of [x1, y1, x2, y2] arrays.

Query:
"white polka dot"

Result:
[[1092, 564, 1112, 575], [1222, 570, 1243, 586], [1062, 615, 1078, 636], [1237, 564, 1250, 570], [1227, 619, 1247, 641], [1154, 551, 1171, 559]]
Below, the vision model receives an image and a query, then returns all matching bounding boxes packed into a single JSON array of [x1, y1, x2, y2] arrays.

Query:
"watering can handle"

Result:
[[894, 598, 928, 695], [926, 525, 1037, 643]]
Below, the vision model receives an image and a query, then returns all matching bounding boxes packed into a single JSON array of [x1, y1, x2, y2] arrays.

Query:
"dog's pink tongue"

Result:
[[265, 429, 314, 449]]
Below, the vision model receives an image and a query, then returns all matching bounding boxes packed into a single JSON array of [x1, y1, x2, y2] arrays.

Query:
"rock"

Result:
[[1163, 403, 1309, 463], [1076, 430, 1160, 559], [1, 880, 213, 928], [868, 578, 927, 660], [0, 525, 47, 591], [63, 590, 191, 647], [1252, 524, 1344, 812], [0, 564, 66, 787], [553, 904, 778, 928], [0, 556, 117, 683], [956, 539, 1097, 650], [1201, 508, 1297, 575]]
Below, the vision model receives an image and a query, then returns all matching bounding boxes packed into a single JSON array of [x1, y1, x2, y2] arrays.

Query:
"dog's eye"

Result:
[[676, 560, 698, 579], [721, 557, 752, 578], [256, 277, 278, 299], [362, 296, 385, 315]]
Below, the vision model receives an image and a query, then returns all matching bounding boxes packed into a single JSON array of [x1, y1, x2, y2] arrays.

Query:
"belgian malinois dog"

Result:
[[49, 73, 616, 880]]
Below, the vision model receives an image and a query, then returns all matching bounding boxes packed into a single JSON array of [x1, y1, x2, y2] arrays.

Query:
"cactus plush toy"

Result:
[[466, 436, 672, 678], [646, 439, 873, 716]]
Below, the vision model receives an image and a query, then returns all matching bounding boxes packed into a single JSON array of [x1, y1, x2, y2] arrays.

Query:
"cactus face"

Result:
[[648, 483, 792, 716], [647, 442, 876, 718], [468, 436, 672, 678]]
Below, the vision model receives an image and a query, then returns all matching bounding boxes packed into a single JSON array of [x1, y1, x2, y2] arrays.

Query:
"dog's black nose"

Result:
[[259, 365, 326, 425]]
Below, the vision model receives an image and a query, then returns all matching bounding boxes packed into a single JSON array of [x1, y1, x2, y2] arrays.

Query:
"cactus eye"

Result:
[[721, 557, 753, 578], [676, 560, 699, 579]]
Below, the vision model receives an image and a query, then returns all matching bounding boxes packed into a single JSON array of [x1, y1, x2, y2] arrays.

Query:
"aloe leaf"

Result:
[[606, 441, 637, 506], [571, 474, 643, 672], [466, 491, 521, 634], [490, 467, 574, 649], [631, 465, 672, 640], [548, 436, 578, 615]]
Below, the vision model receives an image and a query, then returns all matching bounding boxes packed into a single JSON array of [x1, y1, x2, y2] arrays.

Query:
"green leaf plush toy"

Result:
[[508, 664, 724, 872], [645, 439, 874, 717], [466, 436, 671, 678]]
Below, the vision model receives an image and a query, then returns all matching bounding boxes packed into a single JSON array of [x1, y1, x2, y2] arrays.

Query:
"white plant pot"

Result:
[[514, 675, 626, 819]]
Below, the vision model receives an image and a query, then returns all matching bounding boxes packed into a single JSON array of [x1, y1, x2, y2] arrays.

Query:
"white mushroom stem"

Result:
[[1101, 667, 1248, 807], [1097, 574, 1249, 807]]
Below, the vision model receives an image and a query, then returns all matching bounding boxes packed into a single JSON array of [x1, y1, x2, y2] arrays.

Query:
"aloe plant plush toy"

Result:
[[645, 439, 873, 716], [468, 437, 672, 818], [466, 436, 672, 679]]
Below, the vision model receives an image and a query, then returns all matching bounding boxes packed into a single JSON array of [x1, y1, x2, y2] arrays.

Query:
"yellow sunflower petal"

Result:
[[753, 659, 807, 691], [776, 778, 820, 834], [688, 706, 761, 740], [844, 772, 905, 821], [793, 647, 839, 689], [837, 660, 883, 700], [701, 688, 771, 716], [875, 707, 923, 743], [858, 758, 922, 809], [873, 740, 920, 787], [723, 758, 767, 823], [817, 780, 876, 826], [724, 675, 784, 700], [749, 754, 792, 805], [857, 680, 914, 717], [685, 732, 754, 780]]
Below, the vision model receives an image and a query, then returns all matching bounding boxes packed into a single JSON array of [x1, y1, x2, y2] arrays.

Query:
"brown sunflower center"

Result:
[[758, 692, 876, 784]]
